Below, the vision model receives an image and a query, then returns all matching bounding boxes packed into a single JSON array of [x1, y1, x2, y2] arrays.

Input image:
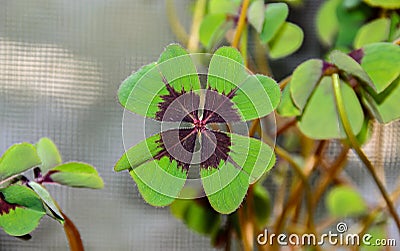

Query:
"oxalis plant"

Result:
[[0, 138, 103, 249], [117, 0, 400, 250]]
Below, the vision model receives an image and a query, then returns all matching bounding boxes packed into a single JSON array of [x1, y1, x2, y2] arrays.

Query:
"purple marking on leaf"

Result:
[[202, 89, 241, 124], [200, 130, 231, 169], [155, 129, 197, 171], [322, 61, 334, 72], [161, 90, 201, 123], [155, 77, 200, 122], [152, 83, 239, 171], [349, 49, 364, 64], [152, 128, 232, 171], [0, 193, 18, 215]]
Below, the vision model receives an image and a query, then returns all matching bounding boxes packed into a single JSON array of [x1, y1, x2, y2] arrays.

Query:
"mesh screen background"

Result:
[[0, 0, 399, 250]]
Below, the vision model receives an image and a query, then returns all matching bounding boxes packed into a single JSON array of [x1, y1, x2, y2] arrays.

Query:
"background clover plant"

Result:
[[199, 0, 303, 59], [0, 138, 103, 248], [115, 44, 280, 214], [278, 41, 400, 139]]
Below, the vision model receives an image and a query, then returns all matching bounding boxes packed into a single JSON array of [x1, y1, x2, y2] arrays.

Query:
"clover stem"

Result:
[[290, 141, 327, 227], [166, 0, 189, 45], [331, 73, 400, 231], [254, 32, 273, 77], [260, 131, 318, 249], [248, 119, 260, 137], [232, 0, 250, 49], [187, 0, 206, 52], [238, 201, 254, 251], [276, 118, 297, 136], [240, 23, 248, 67], [60, 210, 84, 251], [360, 183, 400, 237], [312, 145, 350, 205], [275, 146, 315, 231], [278, 75, 292, 90]]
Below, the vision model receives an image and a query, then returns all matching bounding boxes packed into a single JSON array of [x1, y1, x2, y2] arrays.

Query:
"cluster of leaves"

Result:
[[275, 1, 400, 249], [199, 0, 303, 58], [278, 42, 400, 139], [289, 0, 400, 139], [0, 138, 103, 237], [115, 44, 280, 214], [317, 0, 400, 50]]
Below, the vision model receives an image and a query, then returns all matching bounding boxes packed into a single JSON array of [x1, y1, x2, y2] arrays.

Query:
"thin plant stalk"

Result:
[[187, 0, 206, 52], [231, 0, 251, 49], [331, 73, 400, 231], [61, 211, 84, 251]]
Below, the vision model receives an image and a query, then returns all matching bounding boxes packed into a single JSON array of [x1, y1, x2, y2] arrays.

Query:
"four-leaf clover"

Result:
[[115, 44, 280, 214]]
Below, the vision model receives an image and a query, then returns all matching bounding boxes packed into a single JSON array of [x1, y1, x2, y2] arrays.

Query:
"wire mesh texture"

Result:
[[0, 0, 399, 250]]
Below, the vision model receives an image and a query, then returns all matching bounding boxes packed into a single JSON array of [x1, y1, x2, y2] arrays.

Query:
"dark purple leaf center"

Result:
[[153, 79, 241, 171]]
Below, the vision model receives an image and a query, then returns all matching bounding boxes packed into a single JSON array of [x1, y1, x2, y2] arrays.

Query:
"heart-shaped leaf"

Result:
[[260, 3, 288, 43], [0, 143, 41, 182], [118, 44, 201, 120], [200, 133, 275, 214], [277, 83, 301, 117], [316, 0, 341, 47], [199, 14, 231, 49], [268, 22, 304, 59], [360, 42, 400, 93], [36, 138, 62, 173], [49, 162, 104, 189], [362, 77, 400, 123], [326, 185, 367, 217], [290, 59, 324, 111], [28, 181, 64, 223], [329, 50, 374, 89], [298, 77, 364, 139], [207, 47, 280, 121], [0, 185, 46, 236], [247, 0, 265, 33], [353, 18, 390, 49], [116, 132, 189, 206]]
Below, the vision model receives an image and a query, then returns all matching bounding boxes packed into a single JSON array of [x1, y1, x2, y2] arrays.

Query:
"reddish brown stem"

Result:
[[313, 146, 350, 204], [276, 119, 297, 136], [61, 211, 84, 251]]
